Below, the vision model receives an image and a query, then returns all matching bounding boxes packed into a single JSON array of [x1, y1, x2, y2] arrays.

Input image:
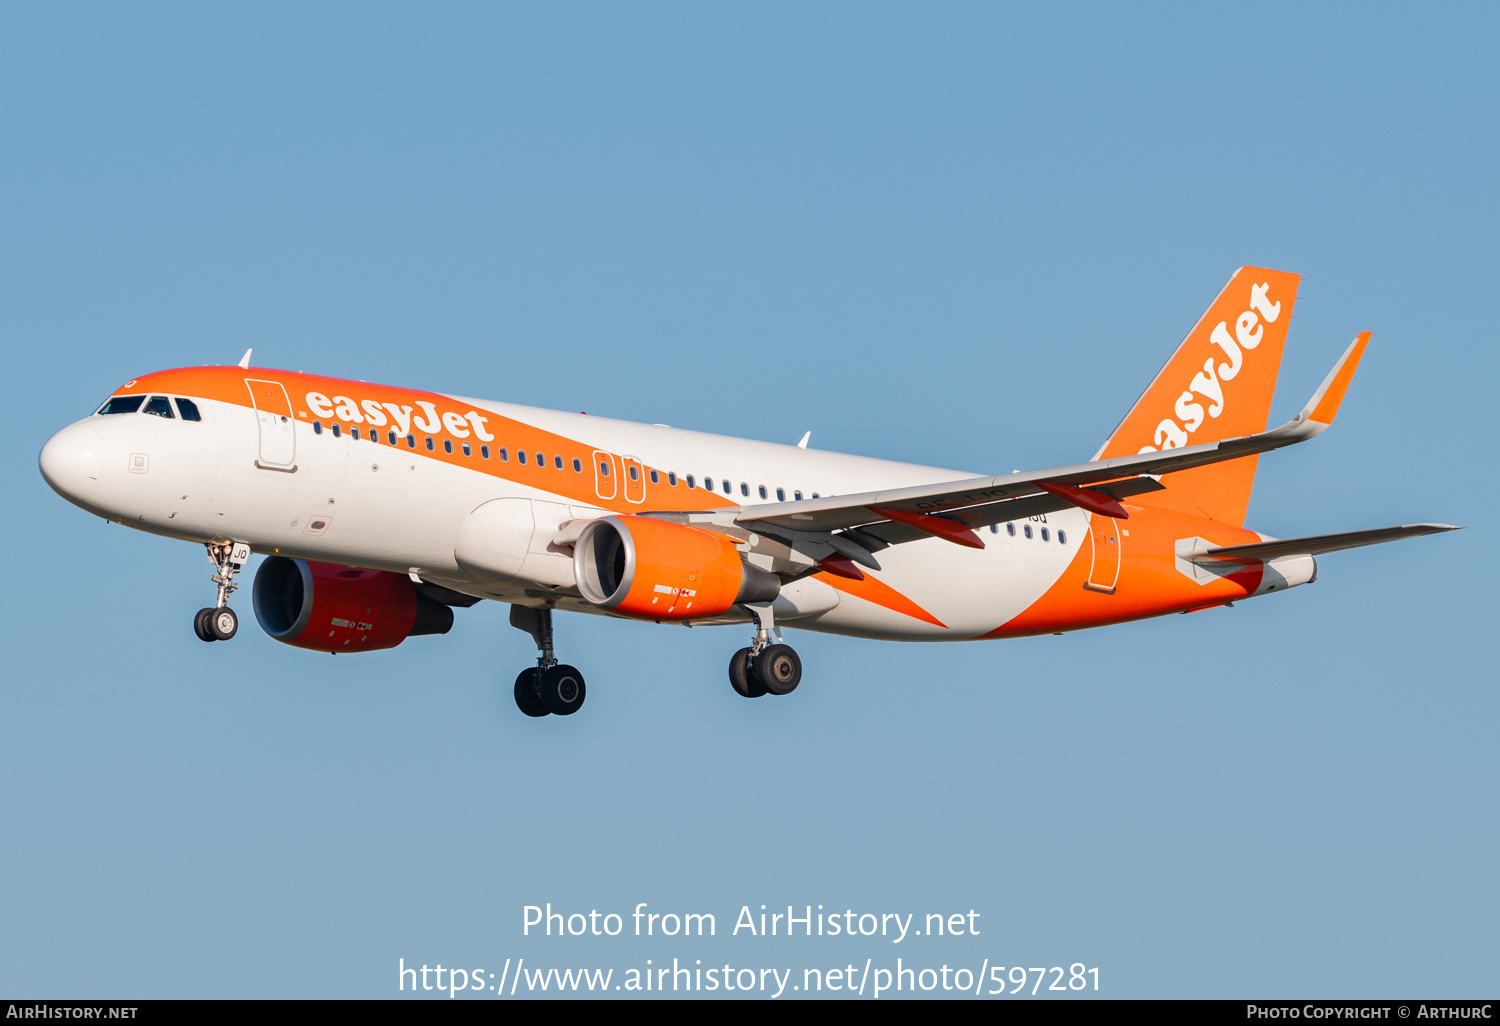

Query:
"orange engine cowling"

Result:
[[573, 515, 780, 621], [252, 557, 454, 653]]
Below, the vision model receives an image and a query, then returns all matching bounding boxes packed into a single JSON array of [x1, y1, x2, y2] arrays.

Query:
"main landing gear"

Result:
[[729, 602, 801, 699], [510, 604, 586, 717], [194, 542, 248, 643]]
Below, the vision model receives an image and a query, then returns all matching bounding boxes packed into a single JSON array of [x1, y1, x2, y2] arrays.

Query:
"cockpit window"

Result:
[[175, 398, 202, 422], [142, 396, 175, 419], [98, 395, 145, 415]]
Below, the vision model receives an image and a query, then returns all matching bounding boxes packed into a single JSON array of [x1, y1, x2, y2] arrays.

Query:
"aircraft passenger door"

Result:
[[593, 450, 618, 501], [245, 379, 296, 470], [1084, 513, 1121, 593], [621, 456, 645, 504]]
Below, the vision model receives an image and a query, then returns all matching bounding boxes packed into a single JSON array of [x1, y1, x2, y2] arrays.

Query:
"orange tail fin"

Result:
[[1094, 266, 1301, 526]]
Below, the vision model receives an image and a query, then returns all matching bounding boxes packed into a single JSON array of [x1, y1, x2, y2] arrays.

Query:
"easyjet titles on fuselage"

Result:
[[304, 391, 495, 443]]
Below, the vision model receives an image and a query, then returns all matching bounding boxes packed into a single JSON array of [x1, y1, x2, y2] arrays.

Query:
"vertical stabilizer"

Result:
[[1093, 266, 1301, 526]]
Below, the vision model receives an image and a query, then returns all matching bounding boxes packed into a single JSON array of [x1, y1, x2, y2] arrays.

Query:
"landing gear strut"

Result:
[[729, 602, 802, 698], [194, 541, 248, 642], [510, 604, 586, 717]]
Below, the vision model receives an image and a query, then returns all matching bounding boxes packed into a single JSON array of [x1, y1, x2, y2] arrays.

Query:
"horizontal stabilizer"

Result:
[[1205, 523, 1459, 563]]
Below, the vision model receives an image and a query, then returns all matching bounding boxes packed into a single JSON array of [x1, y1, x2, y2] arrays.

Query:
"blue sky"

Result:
[[2, 2, 1495, 998]]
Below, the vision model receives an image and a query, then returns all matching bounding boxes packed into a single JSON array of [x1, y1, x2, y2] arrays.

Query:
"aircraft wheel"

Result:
[[755, 644, 801, 695], [728, 647, 767, 698], [209, 606, 238, 641], [540, 664, 586, 716], [193, 608, 217, 643], [514, 669, 550, 717]]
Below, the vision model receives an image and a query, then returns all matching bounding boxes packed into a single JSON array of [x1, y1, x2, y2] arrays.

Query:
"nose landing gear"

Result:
[[510, 604, 586, 717], [729, 602, 802, 698], [194, 542, 248, 643]]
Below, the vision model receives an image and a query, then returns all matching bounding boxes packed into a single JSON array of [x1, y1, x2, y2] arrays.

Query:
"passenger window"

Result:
[[313, 421, 323, 435], [388, 431, 397, 445], [462, 441, 472, 456], [406, 434, 416, 449], [650, 469, 660, 484], [174, 398, 202, 421], [722, 480, 732, 494], [758, 485, 767, 499], [143, 395, 175, 419], [1024, 524, 1033, 539], [424, 436, 434, 451], [352, 427, 361, 440], [370, 429, 380, 444], [1041, 527, 1050, 542], [989, 524, 998, 534], [444, 439, 454, 454], [573, 458, 582, 472], [598, 460, 609, 477], [555, 455, 564, 469], [776, 488, 785, 501], [740, 483, 749, 496], [794, 491, 802, 500], [535, 452, 544, 466], [519, 450, 528, 464], [1058, 530, 1067, 545], [498, 447, 509, 462], [332, 423, 342, 437], [812, 493, 819, 499], [97, 395, 145, 415], [481, 445, 490, 459], [668, 472, 677, 486], [1007, 523, 1016, 536], [629, 465, 639, 481], [686, 475, 695, 488]]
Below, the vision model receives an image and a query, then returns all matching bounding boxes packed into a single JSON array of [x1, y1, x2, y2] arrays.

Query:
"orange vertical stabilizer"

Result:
[[1093, 266, 1301, 526]]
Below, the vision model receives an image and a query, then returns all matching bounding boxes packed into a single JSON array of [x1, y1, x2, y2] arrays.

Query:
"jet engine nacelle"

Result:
[[252, 556, 453, 653], [573, 515, 779, 621]]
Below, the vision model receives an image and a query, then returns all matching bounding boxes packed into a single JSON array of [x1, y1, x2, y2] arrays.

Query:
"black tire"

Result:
[[728, 647, 767, 698], [754, 644, 801, 695], [540, 664, 587, 716], [193, 608, 217, 643], [514, 669, 550, 717], [209, 606, 238, 641]]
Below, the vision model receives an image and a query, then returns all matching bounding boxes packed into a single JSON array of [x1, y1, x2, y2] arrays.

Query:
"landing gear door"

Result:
[[245, 379, 296, 469], [1084, 513, 1121, 593]]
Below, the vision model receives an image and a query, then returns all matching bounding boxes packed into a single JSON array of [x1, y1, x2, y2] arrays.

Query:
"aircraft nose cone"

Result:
[[39, 421, 105, 504]]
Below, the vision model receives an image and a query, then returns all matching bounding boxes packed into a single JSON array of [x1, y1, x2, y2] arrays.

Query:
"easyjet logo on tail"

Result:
[[1137, 283, 1282, 454]]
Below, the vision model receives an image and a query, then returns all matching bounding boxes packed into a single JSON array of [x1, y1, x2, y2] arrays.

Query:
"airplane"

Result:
[[38, 266, 1457, 718]]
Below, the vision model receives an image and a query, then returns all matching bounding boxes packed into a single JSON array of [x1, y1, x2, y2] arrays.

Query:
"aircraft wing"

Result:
[[1203, 524, 1460, 563], [731, 334, 1371, 546]]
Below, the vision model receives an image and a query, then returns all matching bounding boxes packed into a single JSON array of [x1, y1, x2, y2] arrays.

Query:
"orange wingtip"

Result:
[[1308, 332, 1370, 425]]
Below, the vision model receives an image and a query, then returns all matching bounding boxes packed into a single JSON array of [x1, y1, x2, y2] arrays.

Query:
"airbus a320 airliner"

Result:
[[39, 267, 1456, 718]]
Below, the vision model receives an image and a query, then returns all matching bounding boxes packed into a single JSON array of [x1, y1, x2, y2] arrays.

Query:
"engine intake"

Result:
[[573, 515, 779, 621], [252, 556, 453, 653]]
